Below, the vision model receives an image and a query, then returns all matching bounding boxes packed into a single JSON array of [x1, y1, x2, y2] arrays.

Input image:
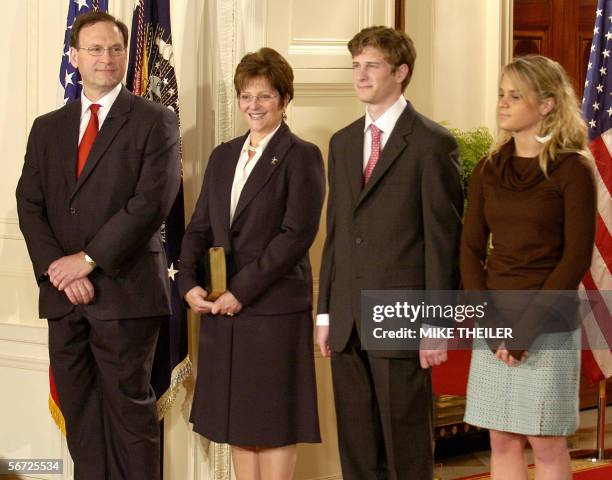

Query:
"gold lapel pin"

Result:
[[271, 156, 278, 165]]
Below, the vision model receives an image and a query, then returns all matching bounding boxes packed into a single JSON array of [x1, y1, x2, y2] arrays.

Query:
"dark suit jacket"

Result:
[[317, 102, 463, 357], [178, 122, 325, 315], [16, 86, 181, 320]]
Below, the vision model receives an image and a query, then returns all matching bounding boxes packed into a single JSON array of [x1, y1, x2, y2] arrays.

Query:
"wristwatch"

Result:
[[84, 253, 97, 268]]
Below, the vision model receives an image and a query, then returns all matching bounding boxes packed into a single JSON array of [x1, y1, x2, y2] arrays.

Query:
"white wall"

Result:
[[405, 0, 512, 132]]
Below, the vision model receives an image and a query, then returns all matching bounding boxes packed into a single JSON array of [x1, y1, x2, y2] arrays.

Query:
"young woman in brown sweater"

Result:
[[461, 55, 597, 480]]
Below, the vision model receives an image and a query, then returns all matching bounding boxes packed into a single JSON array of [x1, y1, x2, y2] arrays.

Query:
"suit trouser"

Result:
[[331, 327, 434, 480], [48, 309, 164, 480]]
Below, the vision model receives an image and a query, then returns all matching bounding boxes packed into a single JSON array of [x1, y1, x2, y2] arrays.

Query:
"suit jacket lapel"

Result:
[[231, 122, 293, 226], [220, 134, 246, 236], [71, 86, 132, 199], [60, 100, 81, 191], [342, 118, 365, 206], [355, 103, 416, 208]]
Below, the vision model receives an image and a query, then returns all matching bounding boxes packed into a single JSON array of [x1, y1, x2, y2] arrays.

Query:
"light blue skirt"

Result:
[[464, 329, 581, 436]]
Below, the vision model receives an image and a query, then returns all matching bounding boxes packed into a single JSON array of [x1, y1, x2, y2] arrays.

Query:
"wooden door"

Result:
[[513, 0, 596, 94]]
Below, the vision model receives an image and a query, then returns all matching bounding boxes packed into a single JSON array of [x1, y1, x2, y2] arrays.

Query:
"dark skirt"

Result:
[[190, 310, 321, 446]]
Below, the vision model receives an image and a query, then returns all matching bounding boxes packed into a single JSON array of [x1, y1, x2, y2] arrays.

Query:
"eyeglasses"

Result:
[[238, 93, 279, 104], [77, 46, 126, 56]]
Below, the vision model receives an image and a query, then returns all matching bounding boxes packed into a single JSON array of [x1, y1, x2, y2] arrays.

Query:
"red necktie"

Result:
[[363, 124, 382, 185], [77, 104, 101, 178]]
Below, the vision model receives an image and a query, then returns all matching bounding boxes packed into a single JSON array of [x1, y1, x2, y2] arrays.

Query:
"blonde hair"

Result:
[[489, 55, 591, 173]]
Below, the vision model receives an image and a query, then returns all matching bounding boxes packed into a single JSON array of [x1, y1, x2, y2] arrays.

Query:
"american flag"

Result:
[[59, 0, 108, 104], [581, 0, 612, 383], [126, 0, 192, 422], [49, 0, 109, 435]]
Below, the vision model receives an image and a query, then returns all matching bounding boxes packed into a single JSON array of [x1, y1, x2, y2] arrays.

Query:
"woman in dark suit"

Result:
[[178, 48, 324, 479]]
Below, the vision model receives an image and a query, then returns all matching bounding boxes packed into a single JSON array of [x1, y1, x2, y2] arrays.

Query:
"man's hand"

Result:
[[419, 337, 448, 369], [316, 325, 331, 357], [48, 251, 94, 291], [211, 291, 242, 316], [185, 286, 214, 314], [64, 277, 95, 305]]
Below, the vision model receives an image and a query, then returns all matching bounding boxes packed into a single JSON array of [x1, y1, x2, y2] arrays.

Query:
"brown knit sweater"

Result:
[[460, 139, 597, 353]]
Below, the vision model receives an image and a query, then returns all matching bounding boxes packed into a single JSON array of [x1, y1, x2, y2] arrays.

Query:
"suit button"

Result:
[[355, 237, 362, 245], [70, 207, 77, 215], [231, 230, 240, 237]]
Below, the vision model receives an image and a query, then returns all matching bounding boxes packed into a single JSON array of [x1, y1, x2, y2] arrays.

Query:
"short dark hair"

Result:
[[234, 48, 294, 105], [70, 11, 129, 48], [348, 26, 417, 90]]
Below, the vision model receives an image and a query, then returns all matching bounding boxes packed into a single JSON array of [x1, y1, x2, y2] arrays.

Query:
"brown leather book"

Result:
[[196, 247, 227, 301]]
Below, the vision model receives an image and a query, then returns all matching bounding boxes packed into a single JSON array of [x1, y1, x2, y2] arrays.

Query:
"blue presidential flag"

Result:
[[127, 0, 192, 422]]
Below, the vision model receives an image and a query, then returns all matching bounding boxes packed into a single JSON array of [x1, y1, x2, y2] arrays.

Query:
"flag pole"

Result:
[[597, 380, 608, 460], [571, 380, 611, 462]]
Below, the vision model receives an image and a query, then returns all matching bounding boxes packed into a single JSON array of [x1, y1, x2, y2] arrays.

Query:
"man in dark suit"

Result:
[[316, 26, 463, 479], [15, 11, 180, 480]]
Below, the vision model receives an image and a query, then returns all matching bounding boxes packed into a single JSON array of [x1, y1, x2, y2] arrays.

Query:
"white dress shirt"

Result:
[[79, 83, 123, 265], [79, 83, 123, 144], [362, 95, 408, 169], [229, 123, 282, 224], [316, 95, 408, 327]]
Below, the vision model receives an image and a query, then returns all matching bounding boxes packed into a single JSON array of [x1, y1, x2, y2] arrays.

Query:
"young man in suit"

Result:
[[16, 12, 180, 480], [316, 26, 463, 479]]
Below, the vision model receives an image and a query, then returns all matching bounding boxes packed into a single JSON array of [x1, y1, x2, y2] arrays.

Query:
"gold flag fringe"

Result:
[[48, 355, 193, 433], [156, 355, 193, 420], [48, 394, 66, 436]]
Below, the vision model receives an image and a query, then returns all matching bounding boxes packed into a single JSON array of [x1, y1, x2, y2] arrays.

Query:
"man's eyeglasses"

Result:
[[77, 46, 126, 56], [238, 93, 279, 104]]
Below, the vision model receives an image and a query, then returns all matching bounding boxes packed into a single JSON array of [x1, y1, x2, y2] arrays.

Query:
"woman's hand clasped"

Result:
[[211, 291, 243, 316], [185, 286, 214, 314], [185, 288, 243, 316], [495, 342, 528, 366]]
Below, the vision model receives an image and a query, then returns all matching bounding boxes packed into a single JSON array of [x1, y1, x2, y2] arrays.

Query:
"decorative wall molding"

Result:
[[384, 0, 395, 26], [0, 217, 24, 241], [0, 323, 75, 480], [360, 0, 374, 27], [294, 83, 356, 97], [0, 351, 47, 372], [0, 268, 32, 279], [288, 40, 351, 57], [0, 323, 47, 346], [361, 0, 395, 28], [0, 325, 47, 370]]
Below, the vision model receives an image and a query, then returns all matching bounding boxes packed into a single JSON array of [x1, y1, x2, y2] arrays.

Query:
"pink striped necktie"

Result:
[[363, 124, 382, 185]]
